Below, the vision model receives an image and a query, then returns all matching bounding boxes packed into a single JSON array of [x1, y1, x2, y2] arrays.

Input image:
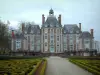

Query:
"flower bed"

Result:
[[69, 59, 100, 75], [0, 59, 42, 75]]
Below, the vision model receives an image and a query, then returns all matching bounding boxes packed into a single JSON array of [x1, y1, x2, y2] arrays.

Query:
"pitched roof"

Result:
[[25, 24, 40, 34], [15, 33, 26, 40], [63, 24, 81, 34], [79, 31, 92, 38], [42, 15, 62, 27]]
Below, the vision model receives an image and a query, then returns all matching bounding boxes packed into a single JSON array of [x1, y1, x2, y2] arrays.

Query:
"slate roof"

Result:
[[25, 24, 40, 34], [49, 8, 54, 14], [79, 31, 93, 38], [42, 9, 62, 27], [42, 15, 61, 27], [63, 24, 81, 34], [15, 33, 27, 40]]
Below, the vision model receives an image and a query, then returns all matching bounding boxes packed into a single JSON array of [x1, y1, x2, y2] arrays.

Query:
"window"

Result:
[[57, 29, 59, 32], [57, 38, 59, 41], [50, 24, 53, 27], [64, 30, 66, 33], [64, 35, 66, 37], [51, 36, 53, 38], [70, 30, 73, 33], [57, 36, 59, 41], [51, 46, 54, 48], [28, 36, 30, 42], [77, 35, 79, 38], [70, 35, 73, 39], [76, 31, 79, 33], [45, 42, 47, 46], [32, 41, 34, 44], [64, 44, 66, 46], [64, 46, 67, 48], [51, 40, 53, 43], [45, 36, 47, 39], [57, 44, 59, 46], [45, 33, 47, 35], [70, 45, 73, 50], [44, 25, 48, 27], [85, 41, 89, 44], [51, 29, 53, 32]]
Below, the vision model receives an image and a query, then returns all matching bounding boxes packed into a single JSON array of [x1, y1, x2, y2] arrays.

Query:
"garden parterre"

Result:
[[69, 58, 100, 75], [0, 59, 42, 75]]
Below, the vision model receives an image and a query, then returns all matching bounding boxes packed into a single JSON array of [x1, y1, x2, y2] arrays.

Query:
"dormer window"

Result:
[[76, 31, 79, 33], [64, 30, 66, 33], [45, 25, 47, 27], [25, 31, 27, 34], [70, 30, 73, 33], [38, 31, 40, 33], [31, 30, 33, 33], [50, 24, 53, 27], [56, 25, 59, 27]]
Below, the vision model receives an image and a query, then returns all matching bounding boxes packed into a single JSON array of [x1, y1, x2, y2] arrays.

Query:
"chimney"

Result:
[[79, 23, 81, 31], [90, 29, 94, 37], [22, 23, 25, 33], [58, 14, 61, 24], [44, 16, 45, 23], [12, 30, 15, 39], [58, 16, 59, 22], [42, 14, 45, 24]]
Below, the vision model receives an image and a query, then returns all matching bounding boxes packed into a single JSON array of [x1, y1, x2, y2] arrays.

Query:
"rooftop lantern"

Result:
[[49, 8, 54, 15]]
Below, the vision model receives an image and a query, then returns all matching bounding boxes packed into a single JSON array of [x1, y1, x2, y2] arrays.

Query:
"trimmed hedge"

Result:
[[28, 59, 47, 75], [75, 60, 100, 72], [40, 59, 47, 75], [69, 59, 100, 75], [0, 56, 43, 60], [0, 59, 41, 75], [28, 60, 42, 75], [68, 56, 100, 60]]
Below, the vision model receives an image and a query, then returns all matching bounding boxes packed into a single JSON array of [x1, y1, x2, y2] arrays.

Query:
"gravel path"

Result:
[[45, 56, 93, 75]]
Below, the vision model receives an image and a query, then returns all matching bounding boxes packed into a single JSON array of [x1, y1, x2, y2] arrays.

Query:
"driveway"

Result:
[[45, 56, 93, 75]]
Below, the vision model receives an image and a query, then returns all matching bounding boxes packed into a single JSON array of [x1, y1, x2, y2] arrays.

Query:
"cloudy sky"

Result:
[[0, 0, 100, 41]]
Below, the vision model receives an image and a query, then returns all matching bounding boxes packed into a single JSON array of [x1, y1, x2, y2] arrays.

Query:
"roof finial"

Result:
[[49, 8, 54, 15]]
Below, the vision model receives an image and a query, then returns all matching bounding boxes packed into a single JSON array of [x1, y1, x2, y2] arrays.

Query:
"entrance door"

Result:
[[50, 46, 54, 53]]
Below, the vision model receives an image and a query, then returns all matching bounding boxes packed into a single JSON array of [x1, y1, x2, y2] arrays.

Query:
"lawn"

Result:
[[0, 58, 42, 75], [69, 57, 100, 75]]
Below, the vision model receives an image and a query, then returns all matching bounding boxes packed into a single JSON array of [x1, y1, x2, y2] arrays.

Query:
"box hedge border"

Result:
[[69, 59, 100, 75], [28, 60, 42, 75], [40, 59, 47, 75], [75, 60, 100, 72]]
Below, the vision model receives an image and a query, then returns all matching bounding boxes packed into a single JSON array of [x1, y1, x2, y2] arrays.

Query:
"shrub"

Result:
[[28, 60, 42, 75], [40, 59, 47, 75], [0, 58, 42, 74], [69, 59, 100, 75]]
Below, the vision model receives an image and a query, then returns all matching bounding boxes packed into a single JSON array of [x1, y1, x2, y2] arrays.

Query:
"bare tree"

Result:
[[0, 20, 10, 49]]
